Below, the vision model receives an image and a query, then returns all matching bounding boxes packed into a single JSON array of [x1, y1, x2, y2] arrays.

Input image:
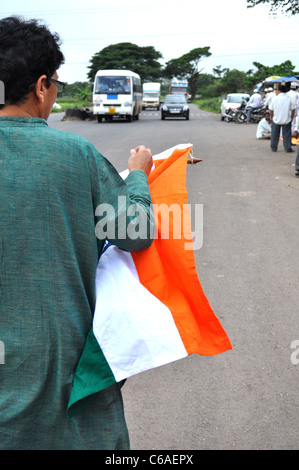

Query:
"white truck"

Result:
[[142, 82, 161, 110]]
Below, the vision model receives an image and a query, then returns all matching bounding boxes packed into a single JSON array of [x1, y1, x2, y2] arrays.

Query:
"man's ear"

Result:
[[34, 75, 47, 103]]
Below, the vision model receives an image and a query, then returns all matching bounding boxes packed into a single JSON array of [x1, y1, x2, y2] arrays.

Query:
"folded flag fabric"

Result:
[[67, 144, 232, 417], [280, 136, 299, 145]]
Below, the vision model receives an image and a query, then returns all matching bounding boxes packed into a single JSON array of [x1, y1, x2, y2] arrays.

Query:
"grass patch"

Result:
[[51, 99, 93, 113], [193, 97, 221, 114]]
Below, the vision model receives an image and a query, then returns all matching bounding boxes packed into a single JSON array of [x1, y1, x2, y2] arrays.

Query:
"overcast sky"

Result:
[[1, 0, 299, 84]]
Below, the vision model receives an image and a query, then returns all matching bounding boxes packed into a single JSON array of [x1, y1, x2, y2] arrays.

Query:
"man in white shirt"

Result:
[[246, 89, 262, 123], [263, 87, 275, 108], [286, 82, 299, 132], [256, 111, 271, 139], [286, 82, 299, 108], [269, 84, 295, 152]]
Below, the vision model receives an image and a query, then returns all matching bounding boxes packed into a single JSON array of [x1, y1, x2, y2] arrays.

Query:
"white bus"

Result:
[[93, 69, 142, 122]]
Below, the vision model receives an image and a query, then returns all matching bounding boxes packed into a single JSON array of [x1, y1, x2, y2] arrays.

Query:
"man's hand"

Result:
[[128, 145, 153, 177]]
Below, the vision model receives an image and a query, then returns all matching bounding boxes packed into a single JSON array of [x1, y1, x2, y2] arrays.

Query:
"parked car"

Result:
[[161, 94, 189, 120], [220, 93, 250, 120]]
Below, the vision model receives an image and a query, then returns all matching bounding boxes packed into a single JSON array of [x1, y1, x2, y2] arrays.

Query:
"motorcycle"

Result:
[[223, 107, 238, 122], [222, 98, 248, 123], [235, 104, 268, 124]]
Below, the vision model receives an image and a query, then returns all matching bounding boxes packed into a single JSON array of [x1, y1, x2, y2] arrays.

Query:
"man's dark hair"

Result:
[[0, 16, 65, 109], [278, 84, 287, 93]]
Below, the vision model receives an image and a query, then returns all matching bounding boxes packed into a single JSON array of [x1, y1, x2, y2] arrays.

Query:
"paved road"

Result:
[[49, 105, 299, 450]]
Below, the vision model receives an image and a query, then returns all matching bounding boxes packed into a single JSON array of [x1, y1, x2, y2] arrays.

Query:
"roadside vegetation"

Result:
[[52, 82, 93, 113], [52, 99, 92, 113], [193, 98, 221, 114]]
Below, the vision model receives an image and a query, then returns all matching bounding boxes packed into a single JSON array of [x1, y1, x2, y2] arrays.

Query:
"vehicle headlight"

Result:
[[162, 105, 168, 111], [124, 101, 132, 107], [183, 106, 189, 111]]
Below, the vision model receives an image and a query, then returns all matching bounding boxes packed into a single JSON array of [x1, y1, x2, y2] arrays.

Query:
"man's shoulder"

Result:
[[45, 125, 97, 153]]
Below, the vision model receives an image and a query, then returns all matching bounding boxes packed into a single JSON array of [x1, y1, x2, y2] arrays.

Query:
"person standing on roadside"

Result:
[[0, 16, 154, 450], [287, 82, 299, 133], [269, 84, 295, 153], [263, 87, 275, 109]]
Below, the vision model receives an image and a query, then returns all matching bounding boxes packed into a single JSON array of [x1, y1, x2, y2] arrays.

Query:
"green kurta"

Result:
[[0, 117, 153, 450]]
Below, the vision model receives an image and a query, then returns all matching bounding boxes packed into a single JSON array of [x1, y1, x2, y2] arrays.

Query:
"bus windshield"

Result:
[[94, 75, 131, 94]]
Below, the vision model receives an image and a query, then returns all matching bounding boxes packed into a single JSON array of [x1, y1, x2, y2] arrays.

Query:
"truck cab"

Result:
[[142, 82, 161, 110]]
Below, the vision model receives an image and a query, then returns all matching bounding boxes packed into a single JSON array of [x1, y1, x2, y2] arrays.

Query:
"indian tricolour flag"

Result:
[[67, 144, 232, 417]]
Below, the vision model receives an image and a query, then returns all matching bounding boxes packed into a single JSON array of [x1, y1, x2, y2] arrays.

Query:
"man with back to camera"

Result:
[[269, 84, 295, 153], [0, 16, 154, 450]]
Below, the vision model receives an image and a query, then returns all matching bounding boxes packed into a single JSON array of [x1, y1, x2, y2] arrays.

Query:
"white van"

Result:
[[93, 70, 142, 122]]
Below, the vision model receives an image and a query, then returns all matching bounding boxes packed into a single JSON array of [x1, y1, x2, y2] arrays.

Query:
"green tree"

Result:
[[74, 85, 93, 104], [87, 43, 163, 82], [63, 81, 91, 97], [212, 65, 228, 78], [195, 60, 298, 101], [164, 47, 211, 99], [244, 60, 296, 88], [247, 0, 299, 15], [196, 73, 217, 97], [215, 69, 249, 94]]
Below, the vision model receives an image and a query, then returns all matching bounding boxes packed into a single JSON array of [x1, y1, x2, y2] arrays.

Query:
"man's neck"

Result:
[[0, 102, 39, 118]]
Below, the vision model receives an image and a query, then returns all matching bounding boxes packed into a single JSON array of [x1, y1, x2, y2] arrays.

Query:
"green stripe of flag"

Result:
[[67, 329, 116, 418]]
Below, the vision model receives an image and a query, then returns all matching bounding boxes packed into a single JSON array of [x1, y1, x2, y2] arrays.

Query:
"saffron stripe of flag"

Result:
[[67, 144, 232, 417]]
